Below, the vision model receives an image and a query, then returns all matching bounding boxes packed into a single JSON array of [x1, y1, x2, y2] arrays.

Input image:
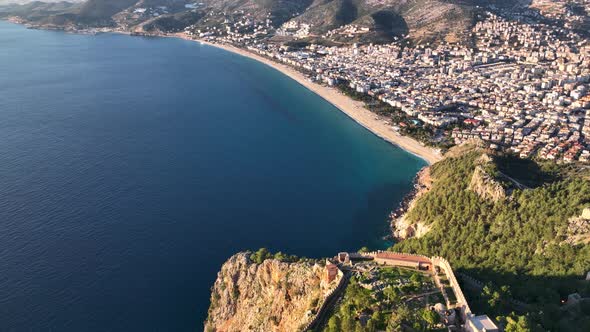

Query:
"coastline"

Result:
[[180, 36, 442, 165], [0, 16, 441, 164]]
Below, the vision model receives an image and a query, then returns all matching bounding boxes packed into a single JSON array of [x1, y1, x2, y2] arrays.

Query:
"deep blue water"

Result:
[[0, 21, 425, 331]]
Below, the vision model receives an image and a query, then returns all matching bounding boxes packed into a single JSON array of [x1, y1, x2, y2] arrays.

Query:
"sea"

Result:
[[0, 21, 425, 331]]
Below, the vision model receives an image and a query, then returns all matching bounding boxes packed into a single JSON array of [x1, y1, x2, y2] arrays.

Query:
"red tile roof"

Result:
[[375, 252, 432, 265]]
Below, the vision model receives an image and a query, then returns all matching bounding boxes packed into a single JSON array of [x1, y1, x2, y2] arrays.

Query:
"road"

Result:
[[498, 170, 530, 190]]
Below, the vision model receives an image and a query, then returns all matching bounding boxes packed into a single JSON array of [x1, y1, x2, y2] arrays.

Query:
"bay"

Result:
[[0, 21, 425, 331]]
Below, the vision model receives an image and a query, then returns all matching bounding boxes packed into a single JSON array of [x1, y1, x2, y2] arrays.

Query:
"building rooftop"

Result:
[[374, 252, 432, 265], [469, 315, 499, 332]]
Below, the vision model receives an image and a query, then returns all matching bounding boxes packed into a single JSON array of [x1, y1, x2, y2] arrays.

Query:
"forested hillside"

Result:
[[394, 145, 590, 331]]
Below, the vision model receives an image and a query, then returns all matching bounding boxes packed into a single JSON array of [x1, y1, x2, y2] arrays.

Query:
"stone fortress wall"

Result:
[[337, 250, 497, 332], [431, 256, 472, 320]]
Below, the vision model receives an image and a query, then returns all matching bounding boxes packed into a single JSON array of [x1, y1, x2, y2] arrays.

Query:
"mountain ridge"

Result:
[[0, 0, 522, 43]]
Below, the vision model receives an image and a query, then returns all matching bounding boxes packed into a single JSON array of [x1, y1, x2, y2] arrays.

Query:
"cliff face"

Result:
[[393, 215, 432, 239], [563, 208, 590, 245], [467, 153, 507, 202], [392, 166, 433, 240], [205, 253, 339, 332], [468, 165, 506, 202]]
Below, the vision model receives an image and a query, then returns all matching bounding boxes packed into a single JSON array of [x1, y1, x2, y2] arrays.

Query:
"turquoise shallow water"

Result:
[[0, 21, 425, 330]]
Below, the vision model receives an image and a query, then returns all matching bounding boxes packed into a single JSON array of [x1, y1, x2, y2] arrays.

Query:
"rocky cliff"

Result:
[[204, 253, 340, 332], [563, 207, 590, 245], [392, 167, 433, 240], [467, 154, 507, 202], [468, 165, 507, 202], [393, 215, 432, 240]]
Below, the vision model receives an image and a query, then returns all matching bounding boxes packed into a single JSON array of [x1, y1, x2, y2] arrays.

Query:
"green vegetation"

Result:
[[324, 265, 443, 332], [498, 313, 535, 332], [143, 12, 205, 33], [250, 248, 302, 264], [323, 278, 386, 332], [4, 0, 521, 45], [336, 83, 454, 150], [393, 147, 590, 330]]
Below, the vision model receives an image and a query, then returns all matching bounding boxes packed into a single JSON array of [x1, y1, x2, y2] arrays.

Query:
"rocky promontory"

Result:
[[204, 252, 341, 332], [391, 166, 433, 240]]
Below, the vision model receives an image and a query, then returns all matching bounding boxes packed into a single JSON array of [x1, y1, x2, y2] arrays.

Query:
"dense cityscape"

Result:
[[182, 1, 590, 163]]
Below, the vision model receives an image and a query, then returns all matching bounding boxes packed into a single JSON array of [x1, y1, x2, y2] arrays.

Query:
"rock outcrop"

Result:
[[563, 208, 590, 245], [393, 215, 432, 240], [205, 253, 340, 332], [392, 167, 433, 240], [469, 165, 506, 202]]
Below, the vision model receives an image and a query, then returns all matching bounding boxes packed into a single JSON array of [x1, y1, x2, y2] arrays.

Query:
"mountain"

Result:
[[0, 1, 80, 23], [0, 0, 505, 43], [286, 0, 473, 43], [77, 0, 136, 19], [203, 0, 315, 25]]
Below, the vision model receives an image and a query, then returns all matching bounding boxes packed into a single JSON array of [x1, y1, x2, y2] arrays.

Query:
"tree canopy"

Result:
[[393, 150, 590, 330]]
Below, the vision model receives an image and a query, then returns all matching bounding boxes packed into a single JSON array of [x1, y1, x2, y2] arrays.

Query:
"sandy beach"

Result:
[[175, 34, 442, 164], [2, 18, 441, 164]]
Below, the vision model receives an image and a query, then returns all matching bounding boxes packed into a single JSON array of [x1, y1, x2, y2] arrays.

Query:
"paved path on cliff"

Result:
[[498, 171, 530, 190]]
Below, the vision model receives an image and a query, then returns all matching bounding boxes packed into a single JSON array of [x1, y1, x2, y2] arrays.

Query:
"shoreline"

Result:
[[2, 17, 441, 164], [388, 166, 432, 240], [176, 35, 442, 165], [2, 19, 438, 242]]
